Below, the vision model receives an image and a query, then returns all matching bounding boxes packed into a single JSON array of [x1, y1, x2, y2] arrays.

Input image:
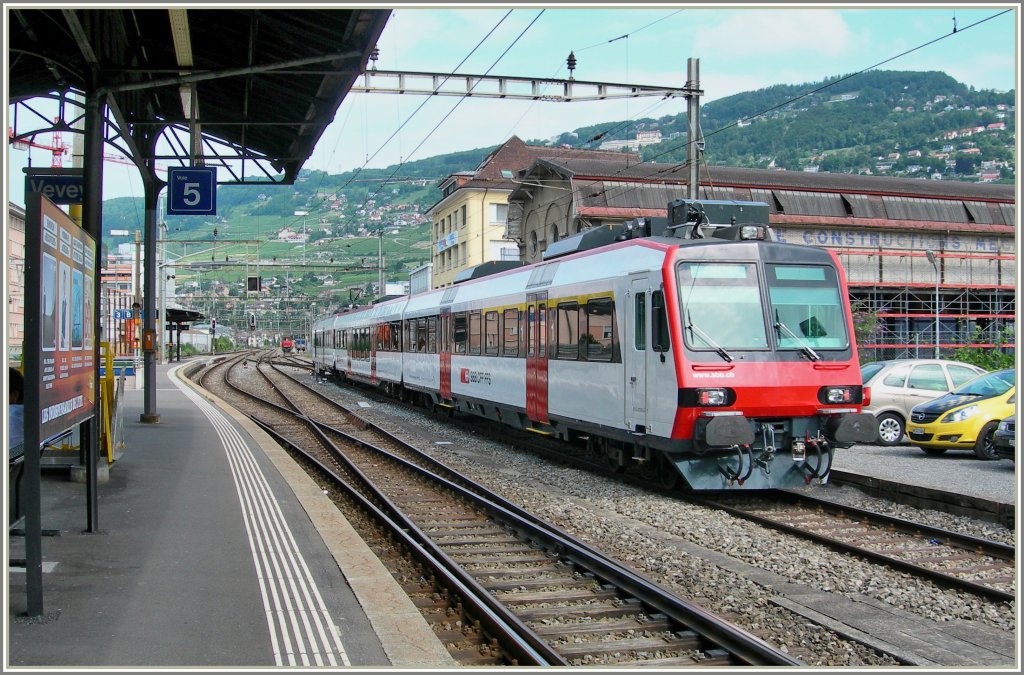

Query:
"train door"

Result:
[[440, 309, 452, 400], [526, 291, 549, 424], [626, 275, 649, 432]]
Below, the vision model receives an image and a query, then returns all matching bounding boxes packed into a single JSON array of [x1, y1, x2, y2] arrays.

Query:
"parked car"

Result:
[[994, 416, 1016, 461], [907, 369, 1016, 459], [860, 359, 987, 446]]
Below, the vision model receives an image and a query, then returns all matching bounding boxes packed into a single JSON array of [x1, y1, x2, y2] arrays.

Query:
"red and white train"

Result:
[[313, 200, 876, 490]]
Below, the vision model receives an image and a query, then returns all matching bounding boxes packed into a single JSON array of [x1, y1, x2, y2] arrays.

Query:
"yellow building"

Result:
[[426, 136, 637, 288]]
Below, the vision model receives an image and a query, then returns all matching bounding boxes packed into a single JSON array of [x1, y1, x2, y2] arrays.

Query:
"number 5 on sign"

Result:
[[167, 167, 217, 216]]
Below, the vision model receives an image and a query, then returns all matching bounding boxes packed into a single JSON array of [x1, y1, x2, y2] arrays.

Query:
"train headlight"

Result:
[[739, 225, 765, 240], [817, 385, 862, 405], [697, 388, 728, 406]]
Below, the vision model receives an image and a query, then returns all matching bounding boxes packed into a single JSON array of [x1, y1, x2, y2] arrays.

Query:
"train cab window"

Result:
[[651, 290, 670, 352], [502, 309, 519, 357], [484, 311, 500, 356], [679, 262, 769, 351], [583, 298, 616, 362], [634, 293, 646, 351], [555, 302, 579, 360], [469, 311, 482, 355], [767, 264, 849, 350], [453, 313, 468, 354]]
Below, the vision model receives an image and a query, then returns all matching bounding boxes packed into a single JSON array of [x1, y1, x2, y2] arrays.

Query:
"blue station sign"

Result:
[[167, 167, 217, 216], [24, 170, 85, 205]]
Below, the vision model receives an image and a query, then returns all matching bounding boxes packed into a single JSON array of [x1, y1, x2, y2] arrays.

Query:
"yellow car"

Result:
[[907, 368, 1016, 460]]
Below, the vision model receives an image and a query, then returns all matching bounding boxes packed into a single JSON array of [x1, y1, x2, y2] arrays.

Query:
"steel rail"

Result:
[[268, 362, 801, 666], [698, 495, 1015, 604], [206, 353, 561, 666], [251, 420, 557, 667]]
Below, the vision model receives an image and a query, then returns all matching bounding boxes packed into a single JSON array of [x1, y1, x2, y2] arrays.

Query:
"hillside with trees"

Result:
[[102, 69, 1015, 297]]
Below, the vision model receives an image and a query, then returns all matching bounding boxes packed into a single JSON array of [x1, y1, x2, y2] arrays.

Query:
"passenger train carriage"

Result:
[[313, 200, 876, 490]]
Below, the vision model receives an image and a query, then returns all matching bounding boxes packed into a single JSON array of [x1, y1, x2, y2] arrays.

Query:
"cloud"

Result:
[[693, 9, 854, 60]]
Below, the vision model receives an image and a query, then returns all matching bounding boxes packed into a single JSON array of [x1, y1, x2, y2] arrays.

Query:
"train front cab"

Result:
[[653, 238, 876, 489]]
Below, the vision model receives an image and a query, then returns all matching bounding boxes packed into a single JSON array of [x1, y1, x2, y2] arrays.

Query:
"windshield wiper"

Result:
[[686, 310, 733, 362], [774, 318, 821, 361]]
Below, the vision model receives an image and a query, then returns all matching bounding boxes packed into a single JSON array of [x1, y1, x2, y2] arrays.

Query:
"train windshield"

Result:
[[678, 262, 769, 350], [766, 264, 849, 350]]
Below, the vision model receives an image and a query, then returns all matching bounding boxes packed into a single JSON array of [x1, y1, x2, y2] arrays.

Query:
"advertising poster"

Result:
[[59, 261, 70, 351], [41, 252, 57, 351], [33, 196, 97, 440]]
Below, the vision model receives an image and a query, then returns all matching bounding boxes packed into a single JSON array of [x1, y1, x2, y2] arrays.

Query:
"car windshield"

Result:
[[952, 370, 1015, 397], [860, 362, 886, 382]]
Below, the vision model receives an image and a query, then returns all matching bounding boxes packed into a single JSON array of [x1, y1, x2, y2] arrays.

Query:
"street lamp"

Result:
[[925, 250, 940, 358]]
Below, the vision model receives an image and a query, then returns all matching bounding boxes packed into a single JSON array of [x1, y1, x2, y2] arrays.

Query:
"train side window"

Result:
[[484, 311, 499, 356], [538, 303, 547, 357], [556, 302, 579, 360], [453, 313, 468, 354], [416, 318, 427, 352], [634, 293, 646, 351], [427, 316, 438, 353], [652, 291, 670, 352], [502, 309, 519, 357], [469, 311, 482, 355], [527, 305, 535, 358], [583, 298, 615, 362]]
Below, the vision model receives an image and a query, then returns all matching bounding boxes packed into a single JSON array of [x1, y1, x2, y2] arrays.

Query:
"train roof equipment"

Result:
[[453, 260, 524, 284], [543, 199, 775, 262]]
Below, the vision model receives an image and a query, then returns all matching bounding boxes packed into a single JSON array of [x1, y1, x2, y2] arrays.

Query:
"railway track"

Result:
[[195, 351, 800, 667], [697, 492, 1015, 604], [304, 364, 1015, 610]]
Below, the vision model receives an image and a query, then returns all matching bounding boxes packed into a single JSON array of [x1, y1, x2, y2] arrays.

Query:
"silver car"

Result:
[[860, 359, 987, 445]]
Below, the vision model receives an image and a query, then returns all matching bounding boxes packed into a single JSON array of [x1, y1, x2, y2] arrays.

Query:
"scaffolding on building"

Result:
[[837, 248, 1016, 361]]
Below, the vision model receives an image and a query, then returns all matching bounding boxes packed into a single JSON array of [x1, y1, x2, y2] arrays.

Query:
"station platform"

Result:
[[6, 360, 455, 669]]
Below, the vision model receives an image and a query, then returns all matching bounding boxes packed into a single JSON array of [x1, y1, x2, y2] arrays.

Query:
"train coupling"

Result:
[[790, 439, 806, 461]]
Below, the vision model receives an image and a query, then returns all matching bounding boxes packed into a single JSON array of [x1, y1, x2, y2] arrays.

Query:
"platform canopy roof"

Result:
[[8, 7, 392, 184]]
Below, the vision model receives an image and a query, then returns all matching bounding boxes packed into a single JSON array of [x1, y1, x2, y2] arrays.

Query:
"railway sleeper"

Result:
[[452, 552, 554, 564], [444, 544, 542, 556], [433, 535, 524, 546], [529, 615, 673, 638], [469, 563, 565, 577], [481, 576, 595, 592], [555, 634, 703, 658], [493, 587, 617, 604], [513, 598, 643, 621]]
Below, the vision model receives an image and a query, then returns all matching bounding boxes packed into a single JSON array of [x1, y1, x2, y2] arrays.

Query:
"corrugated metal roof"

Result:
[[521, 156, 1014, 227], [10, 8, 391, 184], [531, 156, 1014, 202]]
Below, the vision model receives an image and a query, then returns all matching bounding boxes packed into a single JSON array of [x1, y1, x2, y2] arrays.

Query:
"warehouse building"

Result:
[[505, 158, 1015, 360]]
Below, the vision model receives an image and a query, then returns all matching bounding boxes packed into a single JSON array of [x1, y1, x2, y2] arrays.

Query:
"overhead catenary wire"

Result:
[[505, 9, 1016, 233], [354, 10, 546, 210]]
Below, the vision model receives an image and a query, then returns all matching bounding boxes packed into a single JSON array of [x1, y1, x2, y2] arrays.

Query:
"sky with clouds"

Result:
[[6, 4, 1019, 204]]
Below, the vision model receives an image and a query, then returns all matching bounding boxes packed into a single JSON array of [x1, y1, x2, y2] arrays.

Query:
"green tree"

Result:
[[950, 328, 1015, 371]]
